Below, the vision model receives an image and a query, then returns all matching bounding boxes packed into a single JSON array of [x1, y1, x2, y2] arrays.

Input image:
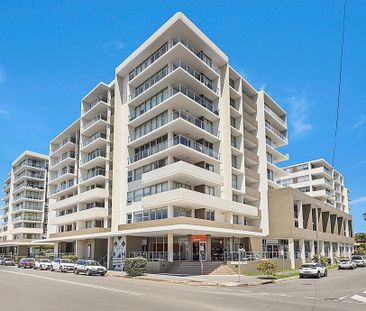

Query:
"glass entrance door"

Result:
[[192, 241, 207, 261]]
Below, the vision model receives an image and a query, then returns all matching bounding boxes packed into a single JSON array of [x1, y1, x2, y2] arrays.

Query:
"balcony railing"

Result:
[[13, 205, 43, 212], [80, 168, 106, 182], [13, 194, 43, 201], [264, 105, 286, 125], [265, 123, 287, 141], [128, 134, 219, 164], [129, 109, 219, 142], [82, 95, 108, 114], [13, 161, 47, 172], [13, 216, 42, 222], [51, 137, 76, 153], [81, 132, 107, 148], [49, 167, 75, 182], [82, 114, 108, 132], [81, 150, 107, 165], [128, 36, 219, 81], [129, 84, 219, 121], [129, 60, 219, 100], [14, 172, 45, 182], [51, 151, 76, 167], [49, 181, 75, 195], [13, 183, 44, 192]]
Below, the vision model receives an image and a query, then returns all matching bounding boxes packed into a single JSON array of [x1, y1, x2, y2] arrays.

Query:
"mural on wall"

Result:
[[112, 236, 126, 271]]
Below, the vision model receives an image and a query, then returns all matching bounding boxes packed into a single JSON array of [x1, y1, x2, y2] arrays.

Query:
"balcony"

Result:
[[51, 137, 76, 156], [81, 113, 108, 135], [81, 132, 107, 153], [80, 150, 107, 170], [265, 122, 288, 144], [13, 193, 43, 204], [264, 105, 287, 127], [129, 110, 219, 145], [129, 84, 219, 127], [128, 36, 219, 82], [13, 161, 46, 173], [13, 216, 43, 223], [128, 135, 219, 166], [49, 181, 76, 196], [49, 167, 75, 184], [12, 205, 43, 213], [79, 168, 107, 187], [141, 160, 224, 188], [82, 95, 108, 115], [129, 60, 219, 102], [141, 188, 259, 218], [13, 183, 44, 194], [14, 172, 45, 183], [51, 207, 108, 226], [50, 151, 76, 170]]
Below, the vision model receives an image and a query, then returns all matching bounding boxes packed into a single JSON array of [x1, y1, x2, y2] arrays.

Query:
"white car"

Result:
[[51, 259, 75, 272], [34, 259, 52, 270], [74, 259, 107, 276], [299, 263, 327, 278], [351, 255, 366, 267], [338, 259, 357, 270]]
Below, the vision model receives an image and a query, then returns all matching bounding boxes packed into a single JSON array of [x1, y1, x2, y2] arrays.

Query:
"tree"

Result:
[[355, 232, 366, 243], [312, 254, 329, 266], [257, 259, 278, 278]]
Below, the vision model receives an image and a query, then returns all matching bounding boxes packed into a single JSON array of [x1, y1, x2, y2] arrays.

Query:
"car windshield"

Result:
[[60, 259, 73, 263], [351, 256, 362, 260], [340, 259, 350, 262], [85, 260, 100, 266], [41, 259, 51, 263], [301, 264, 316, 268]]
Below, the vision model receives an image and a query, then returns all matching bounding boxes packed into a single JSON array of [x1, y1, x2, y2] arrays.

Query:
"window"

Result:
[[127, 213, 132, 224], [173, 207, 192, 217], [266, 152, 273, 163], [205, 186, 215, 196], [267, 169, 274, 181], [297, 175, 309, 183], [232, 174, 238, 190], [232, 155, 238, 169], [205, 210, 215, 221], [294, 204, 299, 228], [233, 215, 239, 224], [299, 186, 310, 193]]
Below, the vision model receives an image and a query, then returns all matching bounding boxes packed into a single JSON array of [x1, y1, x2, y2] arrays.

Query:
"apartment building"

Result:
[[280, 159, 350, 213], [0, 151, 51, 256], [40, 12, 290, 270], [266, 187, 354, 269]]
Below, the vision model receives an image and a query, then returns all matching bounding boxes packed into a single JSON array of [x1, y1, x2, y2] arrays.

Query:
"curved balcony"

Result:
[[12, 205, 43, 213], [80, 150, 107, 170], [82, 94, 108, 116], [128, 110, 219, 147], [50, 151, 76, 170], [80, 132, 107, 153], [51, 137, 76, 157], [128, 135, 219, 166], [49, 167, 75, 185], [79, 168, 107, 187], [81, 113, 108, 136]]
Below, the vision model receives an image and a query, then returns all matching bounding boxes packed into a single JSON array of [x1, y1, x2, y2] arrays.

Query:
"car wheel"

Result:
[[86, 269, 91, 276], [324, 270, 327, 277], [317, 271, 321, 279], [101, 272, 106, 277], [74, 269, 79, 274], [60, 267, 64, 273], [51, 266, 54, 271], [299, 275, 304, 279]]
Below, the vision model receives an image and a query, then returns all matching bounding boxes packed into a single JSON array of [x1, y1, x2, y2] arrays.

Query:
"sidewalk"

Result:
[[107, 270, 279, 287]]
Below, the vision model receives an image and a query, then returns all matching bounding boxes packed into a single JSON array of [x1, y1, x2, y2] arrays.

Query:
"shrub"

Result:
[[61, 255, 78, 262], [257, 259, 278, 277], [124, 257, 147, 277], [312, 254, 329, 266]]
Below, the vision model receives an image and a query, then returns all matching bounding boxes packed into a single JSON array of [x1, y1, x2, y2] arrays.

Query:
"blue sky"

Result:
[[0, 1, 365, 232]]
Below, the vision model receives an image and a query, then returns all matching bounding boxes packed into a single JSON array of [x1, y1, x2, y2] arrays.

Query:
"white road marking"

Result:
[[0, 269, 144, 296], [350, 295, 366, 303], [305, 296, 315, 299]]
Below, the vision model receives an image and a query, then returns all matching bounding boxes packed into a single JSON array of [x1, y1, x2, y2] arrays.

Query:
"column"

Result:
[[336, 243, 340, 258], [320, 241, 325, 256], [167, 233, 174, 262], [329, 243, 334, 264], [167, 205, 174, 218], [299, 239, 306, 264], [54, 242, 59, 256], [298, 201, 304, 229], [310, 240, 315, 259], [288, 238, 295, 269], [107, 237, 113, 270]]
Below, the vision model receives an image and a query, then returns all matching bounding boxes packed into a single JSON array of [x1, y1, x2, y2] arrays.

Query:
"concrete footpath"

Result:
[[108, 270, 283, 286]]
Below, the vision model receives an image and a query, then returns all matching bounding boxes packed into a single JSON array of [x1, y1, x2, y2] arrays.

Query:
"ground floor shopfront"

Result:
[[263, 238, 354, 269], [0, 243, 53, 257]]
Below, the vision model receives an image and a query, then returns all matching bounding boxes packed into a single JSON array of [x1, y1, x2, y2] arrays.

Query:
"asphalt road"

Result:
[[0, 265, 365, 311]]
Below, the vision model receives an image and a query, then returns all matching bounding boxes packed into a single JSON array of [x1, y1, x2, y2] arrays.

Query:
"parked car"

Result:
[[338, 259, 357, 270], [0, 257, 5, 265], [18, 258, 35, 269], [351, 255, 366, 267], [299, 263, 327, 278], [3, 258, 15, 266], [74, 259, 107, 276], [34, 259, 52, 270], [51, 258, 75, 272]]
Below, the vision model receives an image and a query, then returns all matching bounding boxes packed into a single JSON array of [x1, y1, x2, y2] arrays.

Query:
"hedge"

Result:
[[124, 257, 147, 277]]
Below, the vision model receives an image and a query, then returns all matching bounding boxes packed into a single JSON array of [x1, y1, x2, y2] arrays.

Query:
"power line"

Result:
[[332, 0, 347, 166]]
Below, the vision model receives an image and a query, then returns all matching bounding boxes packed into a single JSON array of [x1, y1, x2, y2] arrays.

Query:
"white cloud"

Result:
[[352, 114, 366, 129], [351, 196, 366, 205], [287, 93, 313, 140], [103, 40, 126, 51], [0, 67, 6, 84]]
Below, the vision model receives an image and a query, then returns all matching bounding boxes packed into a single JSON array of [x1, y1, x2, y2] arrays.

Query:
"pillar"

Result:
[[54, 242, 59, 256], [299, 239, 306, 264], [320, 241, 325, 256], [107, 237, 113, 270], [167, 233, 174, 262], [310, 240, 315, 260], [288, 238, 295, 269], [329, 243, 334, 264], [297, 201, 304, 229]]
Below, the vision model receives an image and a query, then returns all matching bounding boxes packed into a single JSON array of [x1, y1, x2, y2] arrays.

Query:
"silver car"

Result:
[[299, 263, 327, 278], [338, 259, 357, 270], [351, 255, 366, 267]]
